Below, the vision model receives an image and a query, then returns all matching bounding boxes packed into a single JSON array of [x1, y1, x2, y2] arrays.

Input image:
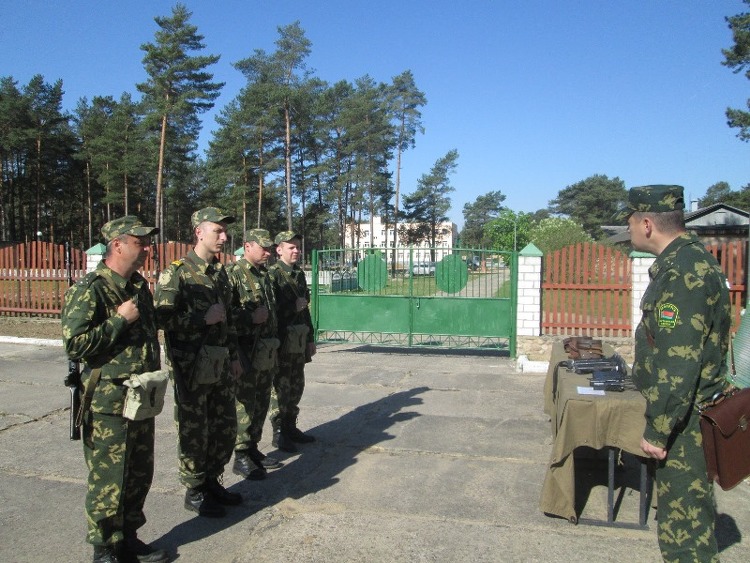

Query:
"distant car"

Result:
[[411, 261, 436, 276], [466, 256, 480, 271]]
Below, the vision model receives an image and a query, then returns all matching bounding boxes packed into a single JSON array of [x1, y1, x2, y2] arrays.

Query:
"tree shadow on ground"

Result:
[[155, 386, 429, 559]]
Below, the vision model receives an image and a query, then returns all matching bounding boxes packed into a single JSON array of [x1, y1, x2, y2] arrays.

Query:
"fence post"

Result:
[[630, 250, 655, 333], [86, 243, 106, 273], [516, 243, 543, 339]]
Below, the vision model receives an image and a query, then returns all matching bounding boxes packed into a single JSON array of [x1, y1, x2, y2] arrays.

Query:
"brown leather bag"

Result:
[[700, 386, 750, 490], [563, 336, 604, 360]]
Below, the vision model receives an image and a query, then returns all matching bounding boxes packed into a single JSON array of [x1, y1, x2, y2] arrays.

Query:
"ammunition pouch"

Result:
[[122, 369, 170, 420], [283, 324, 310, 355], [193, 345, 229, 387], [253, 337, 280, 371]]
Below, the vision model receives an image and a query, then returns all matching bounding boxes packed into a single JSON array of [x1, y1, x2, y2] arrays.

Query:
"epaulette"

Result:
[[76, 270, 103, 288], [171, 259, 183, 267]]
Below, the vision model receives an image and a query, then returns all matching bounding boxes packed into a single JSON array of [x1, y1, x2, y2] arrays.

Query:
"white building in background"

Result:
[[344, 216, 458, 250]]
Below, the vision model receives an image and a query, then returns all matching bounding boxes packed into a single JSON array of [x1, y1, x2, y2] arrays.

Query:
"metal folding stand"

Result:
[[579, 448, 652, 529]]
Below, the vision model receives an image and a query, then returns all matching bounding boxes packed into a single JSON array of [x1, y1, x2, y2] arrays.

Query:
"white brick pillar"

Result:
[[516, 243, 543, 336], [631, 251, 655, 331], [86, 243, 106, 273]]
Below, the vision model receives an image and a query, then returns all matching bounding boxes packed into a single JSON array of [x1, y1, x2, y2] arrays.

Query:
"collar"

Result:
[[187, 249, 218, 273]]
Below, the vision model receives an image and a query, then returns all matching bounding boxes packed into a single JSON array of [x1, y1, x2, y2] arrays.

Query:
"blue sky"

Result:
[[3, 1, 749, 227]]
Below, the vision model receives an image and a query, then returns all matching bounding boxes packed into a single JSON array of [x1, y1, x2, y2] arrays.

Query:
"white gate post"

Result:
[[630, 250, 656, 333], [85, 243, 106, 273], [516, 243, 543, 337]]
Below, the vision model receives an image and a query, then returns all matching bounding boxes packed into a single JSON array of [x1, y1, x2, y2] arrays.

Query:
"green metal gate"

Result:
[[310, 247, 517, 353]]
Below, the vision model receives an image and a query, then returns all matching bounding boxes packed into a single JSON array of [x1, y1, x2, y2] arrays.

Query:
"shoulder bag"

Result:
[[699, 335, 750, 490]]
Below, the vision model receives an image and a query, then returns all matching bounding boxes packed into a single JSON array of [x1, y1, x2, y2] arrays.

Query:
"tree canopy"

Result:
[[548, 174, 627, 239], [483, 209, 533, 252], [400, 149, 458, 251], [723, 0, 750, 142], [460, 190, 506, 248], [528, 217, 593, 254]]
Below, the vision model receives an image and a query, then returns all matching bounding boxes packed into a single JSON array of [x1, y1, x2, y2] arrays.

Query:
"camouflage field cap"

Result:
[[101, 216, 159, 243], [245, 228, 273, 248], [613, 185, 685, 222], [274, 230, 302, 245], [191, 206, 235, 227]]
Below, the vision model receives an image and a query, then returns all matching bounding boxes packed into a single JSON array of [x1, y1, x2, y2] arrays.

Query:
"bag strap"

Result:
[[74, 272, 131, 426], [277, 265, 303, 299], [183, 255, 225, 307]]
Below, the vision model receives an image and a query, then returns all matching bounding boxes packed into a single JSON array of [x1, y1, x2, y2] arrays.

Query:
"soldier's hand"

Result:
[[205, 303, 226, 325], [295, 297, 308, 312], [307, 342, 317, 358], [118, 299, 140, 324], [640, 437, 667, 460], [252, 306, 269, 324]]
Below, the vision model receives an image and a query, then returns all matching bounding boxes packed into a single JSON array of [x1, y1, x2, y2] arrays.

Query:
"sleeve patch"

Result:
[[657, 303, 678, 328]]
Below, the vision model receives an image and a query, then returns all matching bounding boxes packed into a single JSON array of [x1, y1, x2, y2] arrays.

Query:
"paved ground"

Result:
[[0, 338, 747, 563]]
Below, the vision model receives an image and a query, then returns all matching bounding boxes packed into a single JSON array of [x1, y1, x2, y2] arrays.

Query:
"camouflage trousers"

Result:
[[269, 351, 306, 423], [655, 411, 718, 563], [82, 412, 155, 546], [235, 347, 278, 449], [173, 374, 236, 489]]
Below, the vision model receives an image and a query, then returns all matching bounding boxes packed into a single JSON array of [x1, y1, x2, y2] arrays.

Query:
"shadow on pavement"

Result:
[[156, 386, 429, 558], [326, 344, 510, 358]]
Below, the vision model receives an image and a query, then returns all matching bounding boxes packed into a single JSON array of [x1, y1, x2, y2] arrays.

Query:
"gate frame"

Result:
[[310, 247, 518, 354]]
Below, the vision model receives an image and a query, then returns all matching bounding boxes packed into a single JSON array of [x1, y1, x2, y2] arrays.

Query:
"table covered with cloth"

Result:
[[539, 342, 646, 522]]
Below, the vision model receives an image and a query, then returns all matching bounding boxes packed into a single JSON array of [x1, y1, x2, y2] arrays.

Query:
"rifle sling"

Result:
[[76, 368, 102, 427]]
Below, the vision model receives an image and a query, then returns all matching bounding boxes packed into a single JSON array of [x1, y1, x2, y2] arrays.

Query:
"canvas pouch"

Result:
[[253, 337, 281, 370], [193, 345, 229, 386], [122, 369, 170, 421], [283, 324, 309, 355]]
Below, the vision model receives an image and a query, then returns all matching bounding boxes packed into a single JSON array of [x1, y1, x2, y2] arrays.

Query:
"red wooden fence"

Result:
[[0, 241, 238, 316], [0, 241, 86, 316], [542, 243, 632, 337], [542, 241, 748, 337], [706, 240, 747, 331]]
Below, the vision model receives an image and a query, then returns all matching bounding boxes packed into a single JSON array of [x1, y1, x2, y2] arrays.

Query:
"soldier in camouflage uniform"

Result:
[[154, 207, 243, 518], [267, 231, 316, 453], [61, 216, 169, 563], [617, 185, 731, 562], [228, 228, 283, 479]]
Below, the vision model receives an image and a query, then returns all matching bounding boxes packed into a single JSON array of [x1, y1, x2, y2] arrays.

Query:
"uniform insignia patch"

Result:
[[657, 303, 678, 328]]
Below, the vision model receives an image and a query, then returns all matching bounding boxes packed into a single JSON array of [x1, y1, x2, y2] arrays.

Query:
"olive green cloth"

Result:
[[540, 342, 646, 522]]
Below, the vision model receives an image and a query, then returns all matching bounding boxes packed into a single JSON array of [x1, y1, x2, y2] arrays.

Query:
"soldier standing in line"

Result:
[[267, 231, 317, 453], [228, 228, 283, 479], [61, 216, 169, 563], [617, 185, 731, 562], [154, 207, 243, 518]]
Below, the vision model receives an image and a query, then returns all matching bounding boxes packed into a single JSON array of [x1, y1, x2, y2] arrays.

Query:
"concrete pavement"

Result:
[[0, 340, 748, 562]]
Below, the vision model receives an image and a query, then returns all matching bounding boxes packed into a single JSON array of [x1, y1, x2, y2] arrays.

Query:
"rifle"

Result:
[[63, 241, 82, 440]]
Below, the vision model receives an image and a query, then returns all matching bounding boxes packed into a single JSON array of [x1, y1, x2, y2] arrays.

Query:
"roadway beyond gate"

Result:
[[311, 247, 517, 354]]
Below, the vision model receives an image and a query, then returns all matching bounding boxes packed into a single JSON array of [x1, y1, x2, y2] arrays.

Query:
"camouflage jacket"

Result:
[[267, 260, 314, 345], [154, 250, 239, 374], [61, 260, 160, 414], [633, 233, 731, 448], [227, 258, 278, 342]]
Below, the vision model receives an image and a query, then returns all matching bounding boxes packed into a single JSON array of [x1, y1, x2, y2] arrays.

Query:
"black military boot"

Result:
[[248, 441, 282, 469], [205, 477, 243, 506], [92, 544, 120, 563], [271, 417, 297, 453], [123, 535, 170, 563], [184, 486, 226, 517], [232, 450, 267, 480], [285, 417, 316, 443]]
